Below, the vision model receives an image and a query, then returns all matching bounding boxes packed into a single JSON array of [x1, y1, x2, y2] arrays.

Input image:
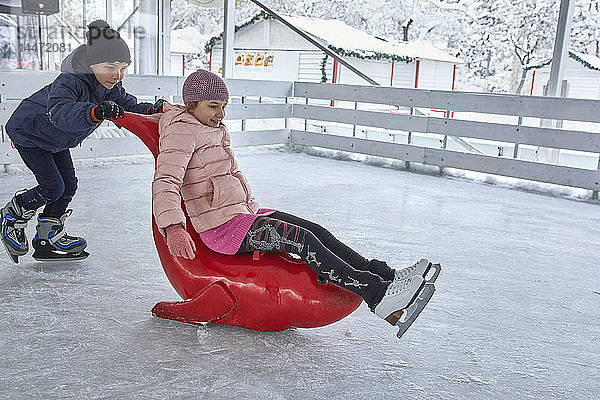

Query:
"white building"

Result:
[[523, 50, 600, 99], [170, 27, 210, 76], [205, 11, 463, 90]]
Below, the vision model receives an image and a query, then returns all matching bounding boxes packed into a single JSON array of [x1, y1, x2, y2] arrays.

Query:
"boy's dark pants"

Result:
[[14, 146, 77, 218]]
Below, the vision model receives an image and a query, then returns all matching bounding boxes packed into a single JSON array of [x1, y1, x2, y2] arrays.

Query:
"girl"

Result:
[[152, 69, 438, 326], [1, 20, 164, 263]]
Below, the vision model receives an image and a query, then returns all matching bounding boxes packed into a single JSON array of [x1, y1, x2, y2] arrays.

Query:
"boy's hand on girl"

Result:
[[165, 224, 196, 259], [148, 99, 166, 114], [93, 100, 125, 120]]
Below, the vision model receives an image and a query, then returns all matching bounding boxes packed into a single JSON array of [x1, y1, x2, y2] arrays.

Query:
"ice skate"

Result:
[[374, 275, 425, 325], [32, 210, 88, 261], [1, 193, 36, 263], [374, 274, 437, 339], [394, 259, 441, 284]]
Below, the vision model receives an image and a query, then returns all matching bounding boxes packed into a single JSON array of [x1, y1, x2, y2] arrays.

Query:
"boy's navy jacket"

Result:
[[6, 45, 152, 152]]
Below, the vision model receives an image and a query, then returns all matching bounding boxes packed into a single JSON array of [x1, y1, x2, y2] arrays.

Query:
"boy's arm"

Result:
[[107, 82, 156, 114], [46, 75, 99, 132], [152, 122, 196, 236]]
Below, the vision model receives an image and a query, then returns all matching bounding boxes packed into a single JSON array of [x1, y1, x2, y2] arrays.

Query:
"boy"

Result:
[[1, 20, 163, 263]]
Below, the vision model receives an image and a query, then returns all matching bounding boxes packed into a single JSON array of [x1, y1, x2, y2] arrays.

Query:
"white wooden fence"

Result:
[[1, 71, 599, 198]]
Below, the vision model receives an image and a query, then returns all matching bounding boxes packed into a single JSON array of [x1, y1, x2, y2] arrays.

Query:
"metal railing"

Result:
[[1, 71, 599, 197]]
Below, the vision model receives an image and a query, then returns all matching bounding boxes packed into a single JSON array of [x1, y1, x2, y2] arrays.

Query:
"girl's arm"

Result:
[[152, 122, 197, 236], [46, 75, 99, 132]]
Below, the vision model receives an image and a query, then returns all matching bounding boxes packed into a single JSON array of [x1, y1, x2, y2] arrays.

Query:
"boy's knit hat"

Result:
[[182, 69, 229, 103], [85, 20, 131, 66]]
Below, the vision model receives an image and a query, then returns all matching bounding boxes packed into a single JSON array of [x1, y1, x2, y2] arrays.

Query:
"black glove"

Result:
[[93, 100, 124, 120], [147, 99, 165, 114]]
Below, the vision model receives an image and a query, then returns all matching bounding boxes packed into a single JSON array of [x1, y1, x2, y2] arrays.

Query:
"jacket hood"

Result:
[[61, 45, 98, 85], [159, 103, 224, 134], [161, 103, 197, 124]]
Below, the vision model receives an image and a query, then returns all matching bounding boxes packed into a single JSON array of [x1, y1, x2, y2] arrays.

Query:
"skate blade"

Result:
[[423, 262, 441, 284], [395, 283, 436, 339], [32, 250, 89, 262]]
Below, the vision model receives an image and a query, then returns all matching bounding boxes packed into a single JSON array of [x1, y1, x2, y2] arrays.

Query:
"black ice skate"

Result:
[[1, 193, 36, 263], [32, 210, 89, 261]]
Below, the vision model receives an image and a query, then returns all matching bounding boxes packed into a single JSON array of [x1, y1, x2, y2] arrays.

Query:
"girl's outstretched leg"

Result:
[[269, 211, 395, 280], [237, 216, 389, 309], [238, 216, 436, 332]]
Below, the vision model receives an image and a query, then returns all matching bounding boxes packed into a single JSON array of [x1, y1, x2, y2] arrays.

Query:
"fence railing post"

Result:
[[304, 97, 308, 131], [405, 106, 414, 169], [513, 116, 523, 159], [241, 96, 246, 131], [284, 97, 289, 129], [0, 93, 5, 143], [441, 109, 450, 149], [594, 157, 600, 200], [352, 101, 358, 137]]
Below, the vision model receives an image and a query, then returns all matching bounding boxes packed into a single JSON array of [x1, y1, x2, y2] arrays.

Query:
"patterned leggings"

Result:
[[236, 211, 393, 309]]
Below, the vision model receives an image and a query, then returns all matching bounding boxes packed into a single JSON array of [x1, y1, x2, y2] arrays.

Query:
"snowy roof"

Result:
[[524, 50, 600, 72], [205, 11, 462, 64], [171, 27, 209, 54], [283, 14, 463, 64]]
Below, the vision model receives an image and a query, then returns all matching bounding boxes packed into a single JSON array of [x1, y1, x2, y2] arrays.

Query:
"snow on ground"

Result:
[[0, 148, 599, 399]]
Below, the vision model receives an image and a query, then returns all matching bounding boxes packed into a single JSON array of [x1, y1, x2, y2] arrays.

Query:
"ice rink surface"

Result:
[[0, 148, 599, 399]]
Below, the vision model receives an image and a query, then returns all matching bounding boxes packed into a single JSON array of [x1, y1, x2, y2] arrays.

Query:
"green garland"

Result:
[[327, 45, 413, 63], [205, 11, 417, 66], [524, 51, 600, 72], [204, 10, 273, 53], [320, 54, 329, 82], [523, 58, 553, 71], [569, 51, 600, 71]]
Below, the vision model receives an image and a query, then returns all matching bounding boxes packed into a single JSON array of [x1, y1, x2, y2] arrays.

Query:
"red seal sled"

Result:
[[118, 112, 362, 332]]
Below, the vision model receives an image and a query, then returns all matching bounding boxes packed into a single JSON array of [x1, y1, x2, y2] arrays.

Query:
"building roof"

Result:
[[171, 27, 208, 55], [205, 11, 463, 64], [524, 50, 600, 72]]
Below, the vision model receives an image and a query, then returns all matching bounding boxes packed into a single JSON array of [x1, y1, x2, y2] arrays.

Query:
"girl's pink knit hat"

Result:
[[182, 69, 229, 103]]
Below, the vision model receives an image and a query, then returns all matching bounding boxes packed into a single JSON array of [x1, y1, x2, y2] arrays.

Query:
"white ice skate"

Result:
[[375, 263, 440, 339], [374, 275, 425, 324], [394, 259, 441, 284]]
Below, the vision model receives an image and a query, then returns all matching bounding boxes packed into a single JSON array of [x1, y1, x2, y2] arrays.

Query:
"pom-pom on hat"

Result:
[[182, 69, 229, 103], [85, 20, 131, 66]]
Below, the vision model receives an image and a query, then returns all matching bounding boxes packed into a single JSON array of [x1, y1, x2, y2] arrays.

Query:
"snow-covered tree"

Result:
[[504, 0, 558, 93], [572, 0, 600, 57]]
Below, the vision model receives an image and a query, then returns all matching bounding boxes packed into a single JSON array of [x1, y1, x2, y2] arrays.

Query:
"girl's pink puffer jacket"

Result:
[[152, 103, 259, 235]]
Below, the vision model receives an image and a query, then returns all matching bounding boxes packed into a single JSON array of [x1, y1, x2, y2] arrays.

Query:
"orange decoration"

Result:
[[235, 53, 244, 65], [264, 55, 274, 67]]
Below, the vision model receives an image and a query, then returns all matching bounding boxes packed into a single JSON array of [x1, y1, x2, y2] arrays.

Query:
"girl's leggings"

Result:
[[236, 211, 393, 309]]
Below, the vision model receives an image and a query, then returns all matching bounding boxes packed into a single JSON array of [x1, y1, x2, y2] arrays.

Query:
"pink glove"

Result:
[[165, 224, 196, 259]]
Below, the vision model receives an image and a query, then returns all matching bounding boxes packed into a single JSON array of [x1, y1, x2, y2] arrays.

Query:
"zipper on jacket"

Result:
[[220, 125, 236, 173]]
